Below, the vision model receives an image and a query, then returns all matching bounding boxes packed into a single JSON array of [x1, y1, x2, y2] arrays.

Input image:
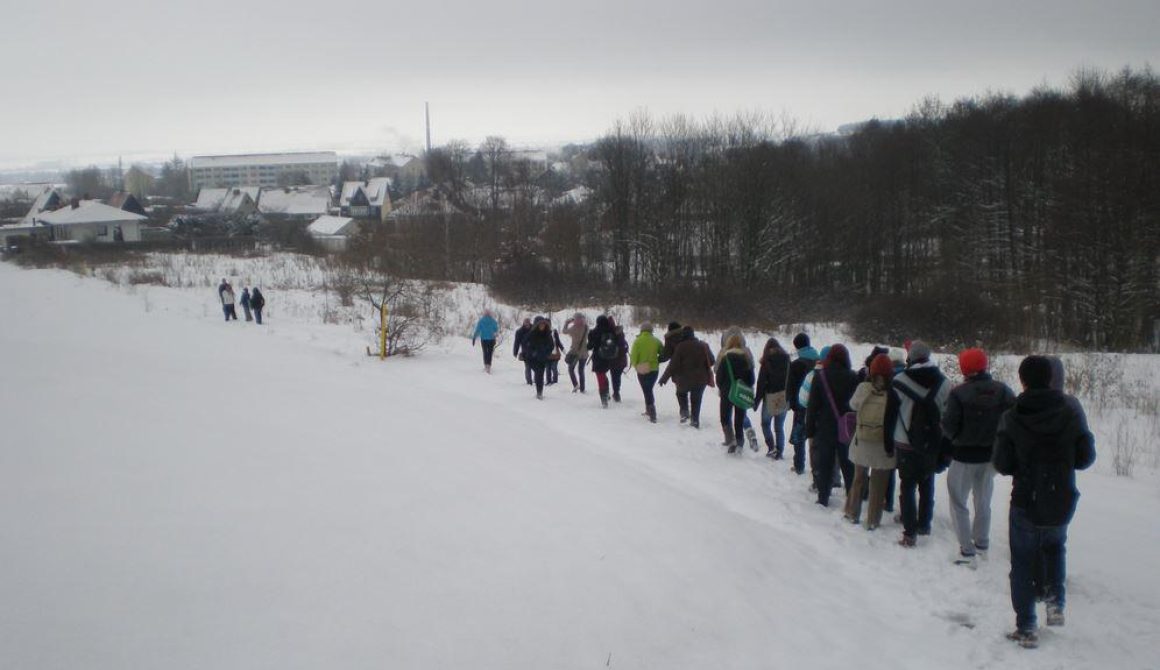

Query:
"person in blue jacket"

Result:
[[472, 309, 500, 373]]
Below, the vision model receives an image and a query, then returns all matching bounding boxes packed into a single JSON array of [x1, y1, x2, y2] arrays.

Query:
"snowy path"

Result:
[[1, 263, 1157, 669]]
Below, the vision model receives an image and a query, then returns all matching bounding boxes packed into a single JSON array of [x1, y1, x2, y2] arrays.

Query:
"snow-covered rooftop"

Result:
[[193, 188, 229, 211], [259, 187, 331, 216], [307, 215, 356, 236], [35, 202, 146, 225]]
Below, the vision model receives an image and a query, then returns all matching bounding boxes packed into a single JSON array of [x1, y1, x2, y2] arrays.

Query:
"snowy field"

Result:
[[1, 255, 1158, 669]]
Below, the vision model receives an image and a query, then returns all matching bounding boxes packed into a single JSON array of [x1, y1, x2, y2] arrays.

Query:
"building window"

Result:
[[97, 225, 109, 237]]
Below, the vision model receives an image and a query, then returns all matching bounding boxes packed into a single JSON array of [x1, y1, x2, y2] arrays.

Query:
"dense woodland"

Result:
[[375, 68, 1159, 351]]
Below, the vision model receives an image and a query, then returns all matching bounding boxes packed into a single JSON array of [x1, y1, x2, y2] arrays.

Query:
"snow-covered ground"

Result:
[[1, 257, 1158, 669]]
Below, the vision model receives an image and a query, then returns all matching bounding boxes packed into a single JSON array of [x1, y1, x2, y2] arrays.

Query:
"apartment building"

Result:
[[189, 152, 339, 190]]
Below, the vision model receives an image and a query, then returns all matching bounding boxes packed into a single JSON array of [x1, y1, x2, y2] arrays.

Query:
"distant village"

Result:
[[0, 146, 592, 255]]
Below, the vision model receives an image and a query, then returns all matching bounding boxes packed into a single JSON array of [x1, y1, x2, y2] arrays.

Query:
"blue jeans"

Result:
[[638, 371, 658, 407], [1009, 505, 1068, 632], [760, 407, 787, 453]]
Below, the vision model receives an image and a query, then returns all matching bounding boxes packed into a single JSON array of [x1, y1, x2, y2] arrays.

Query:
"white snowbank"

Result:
[[1, 260, 1157, 669]]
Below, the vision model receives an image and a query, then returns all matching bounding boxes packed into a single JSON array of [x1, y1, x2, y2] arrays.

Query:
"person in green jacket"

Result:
[[629, 322, 664, 423]]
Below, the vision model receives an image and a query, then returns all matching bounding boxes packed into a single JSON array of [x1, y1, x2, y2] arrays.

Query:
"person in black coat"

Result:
[[249, 287, 266, 324], [586, 315, 619, 407], [715, 334, 755, 453], [992, 356, 1095, 644], [521, 319, 557, 399], [512, 318, 533, 385], [753, 337, 792, 458], [806, 344, 859, 506]]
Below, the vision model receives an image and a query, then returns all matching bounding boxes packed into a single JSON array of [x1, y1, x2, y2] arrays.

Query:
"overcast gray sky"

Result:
[[2, 0, 1157, 168]]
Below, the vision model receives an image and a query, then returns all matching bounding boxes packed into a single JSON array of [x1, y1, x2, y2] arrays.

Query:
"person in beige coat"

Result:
[[845, 353, 897, 529]]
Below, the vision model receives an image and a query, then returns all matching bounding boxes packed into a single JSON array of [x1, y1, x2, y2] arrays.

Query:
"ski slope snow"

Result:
[[1, 261, 1157, 669]]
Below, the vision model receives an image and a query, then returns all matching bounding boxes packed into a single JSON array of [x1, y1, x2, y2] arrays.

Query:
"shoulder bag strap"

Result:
[[818, 368, 842, 421]]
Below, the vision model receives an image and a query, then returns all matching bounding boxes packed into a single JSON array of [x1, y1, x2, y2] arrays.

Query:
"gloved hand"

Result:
[[658, 379, 667, 387]]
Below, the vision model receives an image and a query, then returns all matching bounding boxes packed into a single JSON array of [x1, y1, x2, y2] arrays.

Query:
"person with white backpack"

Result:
[[845, 353, 897, 529]]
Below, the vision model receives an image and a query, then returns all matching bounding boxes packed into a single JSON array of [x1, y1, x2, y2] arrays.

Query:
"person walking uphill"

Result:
[[587, 315, 621, 408], [885, 340, 950, 547], [845, 353, 896, 529], [806, 344, 859, 506], [608, 319, 630, 402], [629, 323, 663, 423], [562, 313, 590, 393], [754, 338, 791, 459], [658, 326, 714, 428], [787, 333, 820, 475], [521, 318, 557, 399], [716, 334, 756, 453], [239, 287, 253, 322], [993, 356, 1095, 649], [513, 318, 534, 385], [472, 309, 500, 373], [942, 348, 1016, 565], [250, 287, 265, 324]]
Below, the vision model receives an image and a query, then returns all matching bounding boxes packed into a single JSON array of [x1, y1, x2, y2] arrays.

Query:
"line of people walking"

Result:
[[471, 312, 1097, 650]]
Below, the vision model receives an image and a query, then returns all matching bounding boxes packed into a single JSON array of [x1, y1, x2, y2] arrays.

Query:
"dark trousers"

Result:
[[638, 371, 658, 407], [531, 363, 546, 394], [524, 360, 534, 385], [241, 304, 252, 321], [611, 368, 623, 396], [677, 385, 706, 424], [480, 340, 496, 366], [789, 408, 808, 473], [1009, 506, 1068, 632], [547, 359, 559, 383], [568, 356, 587, 391], [223, 304, 237, 321], [897, 449, 935, 537], [719, 395, 746, 446], [813, 437, 853, 505], [253, 307, 262, 324]]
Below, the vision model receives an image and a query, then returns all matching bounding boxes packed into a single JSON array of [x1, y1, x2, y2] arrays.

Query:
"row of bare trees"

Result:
[[354, 67, 1158, 350]]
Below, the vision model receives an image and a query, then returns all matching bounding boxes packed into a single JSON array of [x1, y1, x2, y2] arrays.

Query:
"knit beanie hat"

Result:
[[818, 345, 832, 362], [640, 322, 654, 332], [959, 348, 988, 377], [869, 353, 894, 379], [907, 340, 931, 364], [793, 333, 810, 349], [888, 347, 907, 368], [1019, 355, 1053, 390]]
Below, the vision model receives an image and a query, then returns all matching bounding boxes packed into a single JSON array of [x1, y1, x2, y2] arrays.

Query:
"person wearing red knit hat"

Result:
[[941, 347, 1016, 565], [845, 353, 898, 529]]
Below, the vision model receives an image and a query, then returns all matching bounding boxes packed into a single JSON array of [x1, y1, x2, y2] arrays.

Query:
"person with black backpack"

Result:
[[587, 315, 620, 408], [993, 356, 1095, 649], [941, 348, 1016, 565], [885, 340, 950, 547]]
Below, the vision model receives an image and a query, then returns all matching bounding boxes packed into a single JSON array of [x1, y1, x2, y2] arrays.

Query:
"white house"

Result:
[[307, 215, 359, 252], [32, 202, 147, 243]]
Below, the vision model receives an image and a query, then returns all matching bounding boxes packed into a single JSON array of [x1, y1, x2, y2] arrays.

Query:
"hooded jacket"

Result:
[[658, 327, 714, 392], [992, 389, 1095, 523], [788, 346, 819, 411], [512, 323, 533, 357], [473, 314, 499, 342], [522, 324, 557, 366], [755, 348, 791, 401], [630, 330, 663, 373], [587, 316, 619, 373], [562, 317, 589, 358], [884, 361, 949, 450], [715, 346, 755, 396]]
